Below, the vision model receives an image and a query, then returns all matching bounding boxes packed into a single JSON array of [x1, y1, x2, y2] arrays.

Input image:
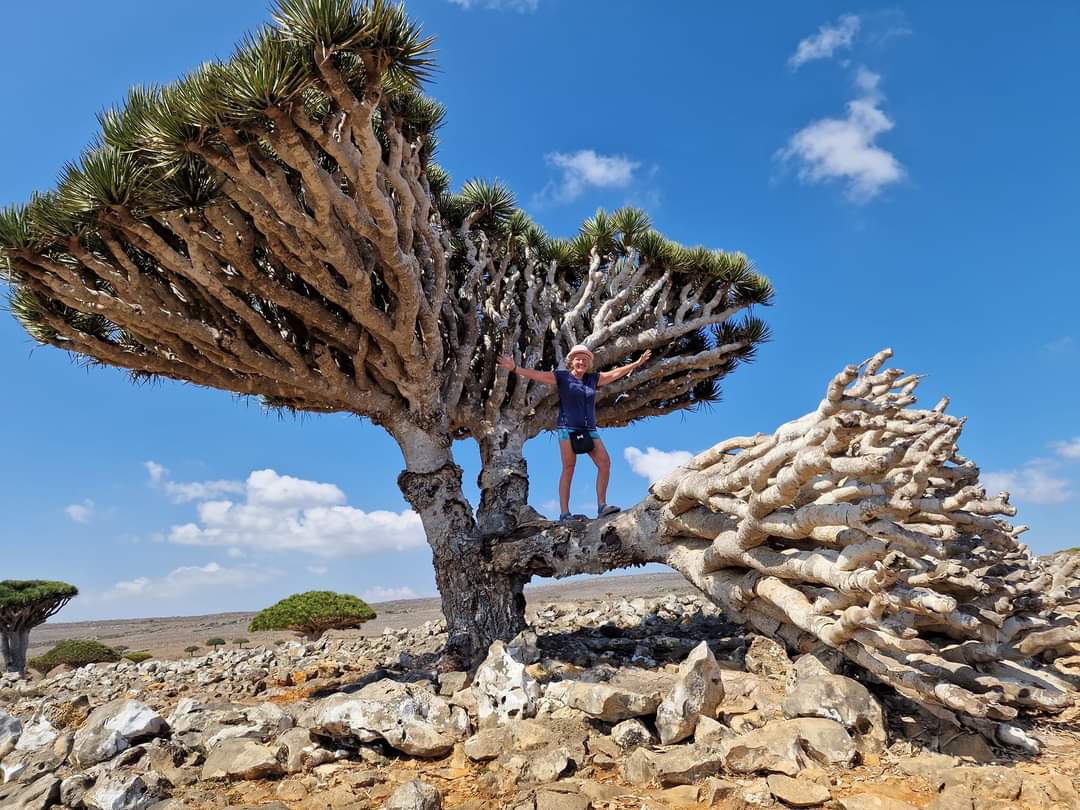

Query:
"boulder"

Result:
[[544, 680, 659, 722], [463, 727, 506, 761], [201, 739, 284, 781], [300, 679, 465, 757], [623, 743, 725, 786], [0, 774, 60, 810], [655, 641, 725, 744], [381, 779, 443, 810], [276, 727, 334, 774], [720, 718, 856, 776], [13, 718, 58, 753], [0, 709, 22, 753], [74, 700, 168, 766], [203, 702, 292, 748], [472, 641, 541, 728], [782, 656, 886, 754], [83, 771, 169, 810], [611, 718, 655, 751], [767, 774, 831, 806]]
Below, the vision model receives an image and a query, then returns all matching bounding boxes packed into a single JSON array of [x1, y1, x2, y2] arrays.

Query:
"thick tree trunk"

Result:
[[1, 629, 30, 674], [394, 424, 528, 664]]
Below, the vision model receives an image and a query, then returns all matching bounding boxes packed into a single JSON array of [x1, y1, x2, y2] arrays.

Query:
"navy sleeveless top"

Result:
[[555, 369, 599, 430]]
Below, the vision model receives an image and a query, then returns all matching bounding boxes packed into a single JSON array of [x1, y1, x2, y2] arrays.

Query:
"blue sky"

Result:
[[2, 1, 1078, 621]]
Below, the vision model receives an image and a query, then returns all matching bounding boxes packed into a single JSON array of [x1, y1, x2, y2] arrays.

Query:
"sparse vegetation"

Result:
[[27, 639, 119, 673], [206, 637, 226, 650], [250, 591, 376, 640], [184, 645, 201, 657], [232, 638, 249, 649], [122, 651, 153, 663]]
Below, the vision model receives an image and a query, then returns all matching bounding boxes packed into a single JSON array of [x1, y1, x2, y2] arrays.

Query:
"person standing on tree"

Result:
[[497, 345, 652, 522]]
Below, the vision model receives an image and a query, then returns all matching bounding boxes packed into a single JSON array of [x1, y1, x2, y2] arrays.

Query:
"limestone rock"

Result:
[[766, 774, 831, 806], [86, 772, 170, 810], [201, 739, 284, 781], [463, 727, 506, 761], [13, 718, 59, 753], [0, 774, 60, 810], [611, 718, 655, 751], [472, 642, 541, 728], [300, 679, 465, 757], [932, 767, 1024, 802], [73, 700, 167, 767], [720, 718, 856, 776], [655, 641, 724, 744], [782, 657, 885, 754], [744, 636, 792, 683], [543, 680, 659, 722], [623, 743, 725, 786], [0, 709, 22, 752], [381, 779, 443, 810]]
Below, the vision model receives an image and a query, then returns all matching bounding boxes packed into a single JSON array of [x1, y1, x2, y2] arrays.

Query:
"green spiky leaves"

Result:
[[249, 590, 376, 638]]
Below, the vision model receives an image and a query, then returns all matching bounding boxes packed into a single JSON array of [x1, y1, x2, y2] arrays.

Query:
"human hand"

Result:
[[496, 354, 515, 371], [636, 350, 652, 367]]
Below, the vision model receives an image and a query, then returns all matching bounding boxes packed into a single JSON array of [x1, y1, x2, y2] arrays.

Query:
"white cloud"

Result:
[[1053, 438, 1080, 460], [778, 68, 904, 201], [624, 447, 694, 483], [362, 585, 420, 603], [789, 14, 861, 69], [536, 150, 641, 205], [1045, 336, 1075, 354], [448, 0, 538, 10], [64, 499, 95, 524], [226, 547, 246, 559], [166, 468, 426, 558], [144, 461, 168, 485], [145, 459, 246, 503], [983, 462, 1070, 505], [307, 564, 329, 575], [102, 562, 277, 601]]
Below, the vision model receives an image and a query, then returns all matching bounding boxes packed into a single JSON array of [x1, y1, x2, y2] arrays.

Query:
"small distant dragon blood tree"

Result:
[[250, 591, 376, 640], [0, 580, 78, 674]]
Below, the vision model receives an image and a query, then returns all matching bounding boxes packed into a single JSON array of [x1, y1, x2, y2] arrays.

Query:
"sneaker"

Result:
[[598, 504, 621, 517], [560, 512, 587, 522]]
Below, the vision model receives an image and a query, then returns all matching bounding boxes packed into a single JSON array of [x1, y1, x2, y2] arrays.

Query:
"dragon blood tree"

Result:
[[4, 1, 1077, 740], [0, 580, 78, 674], [0, 1, 771, 662], [250, 591, 376, 640]]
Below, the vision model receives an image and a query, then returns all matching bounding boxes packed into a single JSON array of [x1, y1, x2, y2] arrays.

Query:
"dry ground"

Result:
[[28, 572, 694, 661]]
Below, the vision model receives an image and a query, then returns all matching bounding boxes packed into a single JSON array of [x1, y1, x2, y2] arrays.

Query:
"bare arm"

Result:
[[598, 349, 652, 387], [497, 354, 556, 386]]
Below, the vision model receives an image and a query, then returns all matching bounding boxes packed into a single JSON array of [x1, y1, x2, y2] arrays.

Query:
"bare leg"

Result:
[[559, 439, 576, 513], [589, 438, 612, 508]]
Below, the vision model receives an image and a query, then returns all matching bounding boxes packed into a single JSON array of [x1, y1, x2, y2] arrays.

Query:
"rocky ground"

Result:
[[26, 573, 694, 662], [3, 584, 1080, 810]]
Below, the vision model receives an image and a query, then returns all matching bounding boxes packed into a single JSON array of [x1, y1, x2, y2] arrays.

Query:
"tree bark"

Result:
[[394, 424, 527, 663], [1, 629, 30, 674]]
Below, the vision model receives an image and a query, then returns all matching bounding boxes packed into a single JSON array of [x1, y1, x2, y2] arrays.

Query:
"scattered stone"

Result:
[[623, 743, 725, 786], [13, 717, 59, 752], [381, 779, 443, 810], [463, 727, 506, 761], [535, 787, 590, 810], [611, 718, 655, 751], [940, 733, 995, 763], [83, 771, 169, 810], [437, 671, 469, 696], [200, 739, 284, 780], [544, 680, 659, 722], [782, 657, 885, 754], [472, 641, 541, 728], [932, 766, 1024, 802], [720, 718, 856, 775], [766, 774, 831, 806], [0, 774, 60, 810], [655, 641, 724, 745], [927, 786, 974, 810]]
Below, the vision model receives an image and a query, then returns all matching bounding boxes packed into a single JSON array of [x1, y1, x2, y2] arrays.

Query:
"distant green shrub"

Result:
[[123, 651, 152, 663], [184, 645, 201, 657], [113, 644, 129, 653], [28, 639, 120, 672], [232, 638, 249, 648], [206, 638, 226, 649], [249, 591, 376, 639]]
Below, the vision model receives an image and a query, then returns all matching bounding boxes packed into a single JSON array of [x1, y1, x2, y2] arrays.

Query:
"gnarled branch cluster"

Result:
[[1, 1, 773, 446], [648, 349, 1079, 739]]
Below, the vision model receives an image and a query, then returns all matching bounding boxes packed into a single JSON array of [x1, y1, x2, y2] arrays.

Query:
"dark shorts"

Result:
[[557, 428, 600, 441]]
